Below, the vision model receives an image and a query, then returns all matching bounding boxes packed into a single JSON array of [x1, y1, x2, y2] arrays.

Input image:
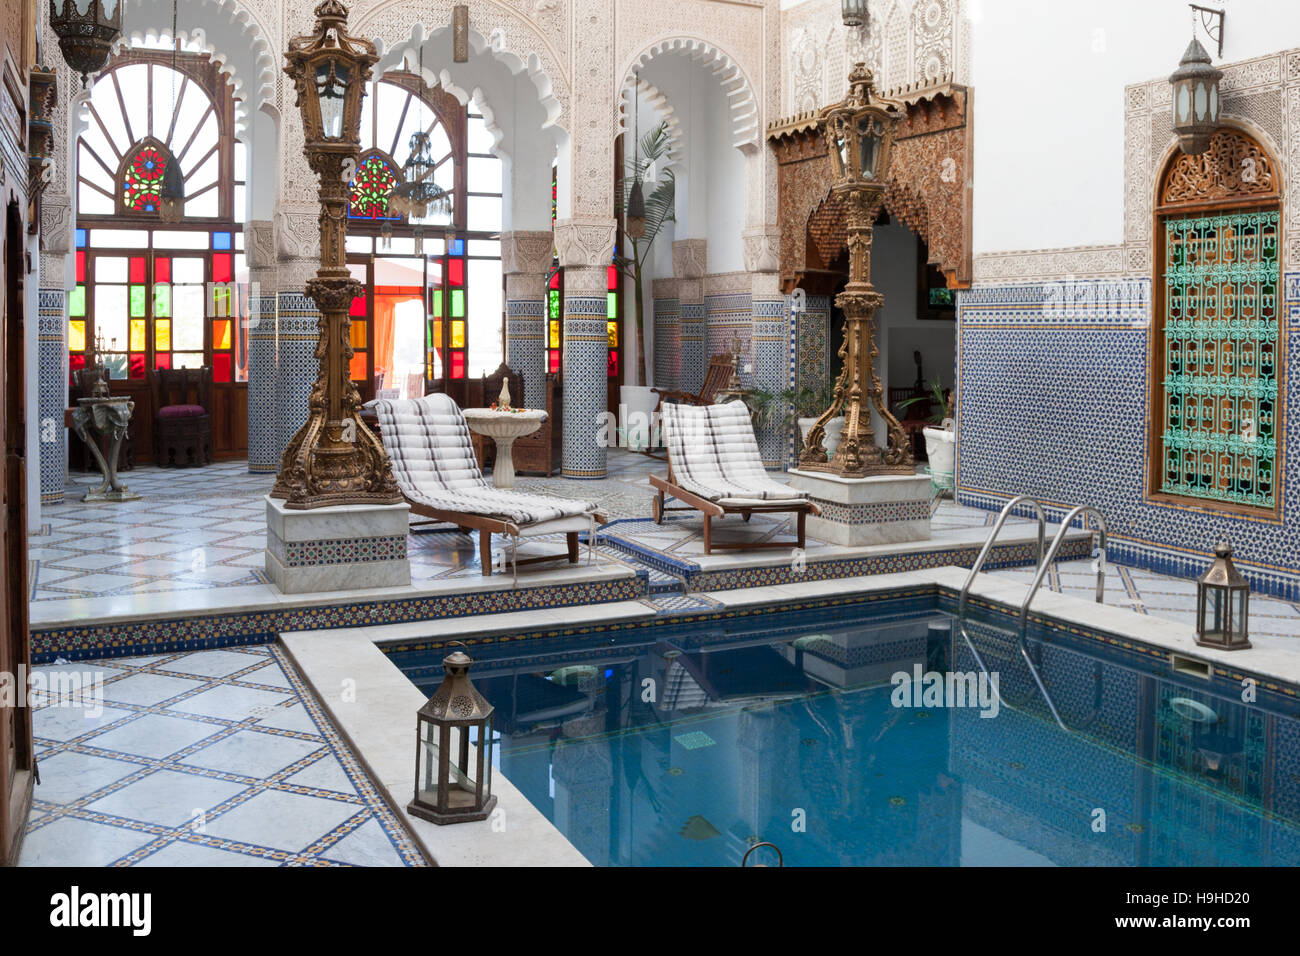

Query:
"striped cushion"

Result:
[[370, 393, 594, 525], [661, 401, 806, 502]]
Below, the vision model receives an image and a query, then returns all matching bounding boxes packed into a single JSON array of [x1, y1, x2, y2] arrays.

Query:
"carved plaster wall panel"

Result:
[[672, 239, 708, 279], [501, 229, 555, 275]]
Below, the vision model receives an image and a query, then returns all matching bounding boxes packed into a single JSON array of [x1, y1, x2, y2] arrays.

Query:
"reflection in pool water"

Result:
[[388, 597, 1300, 866]]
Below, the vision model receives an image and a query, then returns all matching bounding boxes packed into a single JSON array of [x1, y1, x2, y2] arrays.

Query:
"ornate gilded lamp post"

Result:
[[799, 63, 913, 477], [273, 0, 401, 509]]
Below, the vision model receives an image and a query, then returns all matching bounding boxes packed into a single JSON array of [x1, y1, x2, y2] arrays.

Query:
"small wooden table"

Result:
[[462, 408, 546, 489]]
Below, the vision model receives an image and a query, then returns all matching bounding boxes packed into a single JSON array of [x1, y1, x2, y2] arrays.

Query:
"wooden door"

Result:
[[0, 200, 34, 866]]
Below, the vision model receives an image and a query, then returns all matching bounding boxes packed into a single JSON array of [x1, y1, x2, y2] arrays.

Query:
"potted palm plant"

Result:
[[899, 377, 955, 493], [615, 117, 676, 450]]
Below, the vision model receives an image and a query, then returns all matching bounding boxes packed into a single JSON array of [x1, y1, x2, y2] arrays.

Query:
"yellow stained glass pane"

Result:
[[350, 320, 367, 349], [607, 320, 618, 348], [549, 320, 560, 349], [432, 320, 442, 349], [450, 320, 465, 349], [155, 319, 171, 351], [212, 319, 232, 351], [130, 319, 146, 352], [349, 352, 367, 381], [69, 320, 86, 352]]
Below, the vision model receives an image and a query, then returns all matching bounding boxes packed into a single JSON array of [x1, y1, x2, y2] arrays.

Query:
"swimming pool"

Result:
[[386, 594, 1300, 866]]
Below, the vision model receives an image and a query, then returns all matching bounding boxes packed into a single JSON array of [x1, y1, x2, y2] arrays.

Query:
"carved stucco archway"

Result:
[[767, 82, 973, 292]]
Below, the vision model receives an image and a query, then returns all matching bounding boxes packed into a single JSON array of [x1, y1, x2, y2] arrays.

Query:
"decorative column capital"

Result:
[[501, 230, 555, 275], [553, 217, 617, 268], [245, 220, 278, 270], [742, 227, 781, 274], [40, 194, 72, 254], [672, 239, 708, 279]]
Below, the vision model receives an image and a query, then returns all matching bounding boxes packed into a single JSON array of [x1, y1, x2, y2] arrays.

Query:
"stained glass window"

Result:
[[122, 144, 170, 214], [349, 153, 400, 219]]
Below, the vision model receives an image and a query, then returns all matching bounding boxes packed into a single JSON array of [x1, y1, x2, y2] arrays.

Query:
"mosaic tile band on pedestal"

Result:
[[247, 292, 279, 473], [274, 294, 322, 465]]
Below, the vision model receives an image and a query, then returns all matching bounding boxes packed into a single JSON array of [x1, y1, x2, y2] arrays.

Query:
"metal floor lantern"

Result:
[[1196, 542, 1251, 651], [409, 643, 498, 825]]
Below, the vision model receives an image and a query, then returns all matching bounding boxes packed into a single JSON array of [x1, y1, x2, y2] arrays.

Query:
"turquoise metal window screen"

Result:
[[1161, 209, 1279, 508]]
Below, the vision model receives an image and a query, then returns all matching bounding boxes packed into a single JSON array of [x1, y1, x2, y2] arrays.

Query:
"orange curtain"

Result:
[[370, 296, 409, 386]]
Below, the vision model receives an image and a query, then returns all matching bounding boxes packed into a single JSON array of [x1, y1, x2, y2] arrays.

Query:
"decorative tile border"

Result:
[[38, 291, 67, 505], [267, 529, 408, 568], [29, 574, 648, 664], [806, 496, 931, 526]]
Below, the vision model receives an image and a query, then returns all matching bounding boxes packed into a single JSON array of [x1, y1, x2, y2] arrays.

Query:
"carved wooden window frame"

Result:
[[1147, 125, 1283, 519]]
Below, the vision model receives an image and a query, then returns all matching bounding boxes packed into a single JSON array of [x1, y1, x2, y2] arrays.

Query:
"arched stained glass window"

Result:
[[121, 141, 172, 214], [349, 152, 401, 219]]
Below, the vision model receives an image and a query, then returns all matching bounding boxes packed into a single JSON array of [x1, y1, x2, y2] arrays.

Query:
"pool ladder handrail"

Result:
[[957, 498, 1108, 733]]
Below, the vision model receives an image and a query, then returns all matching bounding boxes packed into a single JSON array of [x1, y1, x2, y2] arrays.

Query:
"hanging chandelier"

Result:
[[158, 0, 186, 221], [389, 130, 450, 221], [49, 0, 124, 87]]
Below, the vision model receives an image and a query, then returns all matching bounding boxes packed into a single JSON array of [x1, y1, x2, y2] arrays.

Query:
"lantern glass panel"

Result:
[[1232, 589, 1248, 639], [1176, 84, 1190, 123], [415, 716, 442, 807], [315, 62, 351, 139], [857, 118, 881, 180], [1203, 586, 1225, 637], [1209, 84, 1218, 121], [1194, 82, 1207, 121]]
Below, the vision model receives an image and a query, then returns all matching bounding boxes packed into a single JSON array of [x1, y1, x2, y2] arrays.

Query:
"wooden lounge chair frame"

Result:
[[643, 354, 737, 460], [408, 507, 607, 583], [649, 466, 820, 555]]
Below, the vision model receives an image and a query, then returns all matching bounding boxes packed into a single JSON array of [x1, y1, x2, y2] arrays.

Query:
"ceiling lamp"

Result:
[[49, 0, 123, 87]]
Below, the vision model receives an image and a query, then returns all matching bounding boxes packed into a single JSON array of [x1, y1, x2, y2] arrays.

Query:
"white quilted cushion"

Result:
[[370, 393, 595, 525], [660, 401, 806, 502]]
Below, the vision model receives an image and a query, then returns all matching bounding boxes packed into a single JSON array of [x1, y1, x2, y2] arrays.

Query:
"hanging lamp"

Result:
[[387, 38, 452, 253]]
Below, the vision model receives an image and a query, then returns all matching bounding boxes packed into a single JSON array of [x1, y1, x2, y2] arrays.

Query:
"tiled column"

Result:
[[275, 258, 323, 464], [704, 272, 753, 383], [745, 228, 785, 467], [501, 230, 553, 409], [651, 277, 679, 391], [555, 218, 618, 479], [244, 221, 279, 473], [673, 239, 707, 394], [37, 284, 67, 505]]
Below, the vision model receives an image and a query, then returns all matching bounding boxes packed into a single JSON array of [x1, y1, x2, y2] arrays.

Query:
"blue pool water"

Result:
[[388, 596, 1300, 866]]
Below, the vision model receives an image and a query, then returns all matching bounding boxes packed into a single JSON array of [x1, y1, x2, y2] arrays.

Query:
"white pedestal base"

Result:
[[787, 470, 931, 547], [265, 496, 411, 595]]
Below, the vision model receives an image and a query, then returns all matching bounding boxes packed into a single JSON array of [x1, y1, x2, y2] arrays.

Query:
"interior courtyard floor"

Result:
[[21, 449, 1300, 866]]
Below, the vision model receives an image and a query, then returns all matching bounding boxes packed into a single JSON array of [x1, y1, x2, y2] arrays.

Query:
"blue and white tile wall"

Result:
[[561, 283, 608, 479], [37, 291, 67, 504], [505, 298, 547, 410], [652, 295, 680, 392], [679, 299, 706, 395], [705, 291, 753, 381], [753, 294, 788, 468], [246, 293, 278, 473], [956, 275, 1300, 600], [275, 294, 322, 461]]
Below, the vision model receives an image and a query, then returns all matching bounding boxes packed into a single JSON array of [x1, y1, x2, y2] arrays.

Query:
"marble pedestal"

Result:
[[787, 470, 931, 547], [265, 496, 411, 594]]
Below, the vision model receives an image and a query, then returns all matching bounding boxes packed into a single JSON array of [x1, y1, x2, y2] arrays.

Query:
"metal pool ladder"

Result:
[[956, 497, 1109, 731]]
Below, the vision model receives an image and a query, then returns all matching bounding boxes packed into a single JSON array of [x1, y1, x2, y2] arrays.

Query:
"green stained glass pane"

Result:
[[1160, 208, 1279, 509], [451, 290, 465, 318], [607, 292, 617, 318], [548, 290, 560, 320], [69, 285, 86, 317], [129, 285, 147, 318], [432, 291, 443, 318], [154, 283, 171, 317]]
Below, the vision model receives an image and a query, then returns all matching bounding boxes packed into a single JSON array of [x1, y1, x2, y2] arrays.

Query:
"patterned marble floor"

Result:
[[19, 645, 425, 867], [992, 559, 1300, 641]]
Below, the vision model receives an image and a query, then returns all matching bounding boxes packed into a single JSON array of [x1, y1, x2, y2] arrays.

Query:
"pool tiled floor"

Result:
[[18, 645, 426, 867]]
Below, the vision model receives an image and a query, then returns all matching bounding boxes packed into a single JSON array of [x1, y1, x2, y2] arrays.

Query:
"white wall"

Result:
[[969, 0, 1300, 253]]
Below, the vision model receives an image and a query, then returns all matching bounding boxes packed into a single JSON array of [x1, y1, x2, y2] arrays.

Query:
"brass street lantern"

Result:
[[1196, 542, 1251, 651], [1170, 36, 1222, 155], [409, 644, 498, 825], [273, 0, 401, 509], [49, 0, 123, 87], [800, 63, 913, 477]]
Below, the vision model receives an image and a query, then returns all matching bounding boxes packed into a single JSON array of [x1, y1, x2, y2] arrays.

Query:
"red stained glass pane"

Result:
[[213, 353, 232, 383], [129, 353, 146, 379], [607, 265, 618, 290], [154, 353, 172, 369], [155, 258, 171, 282], [212, 254, 232, 283], [450, 351, 465, 379], [549, 271, 560, 290], [76, 251, 86, 283], [607, 350, 618, 377], [449, 259, 464, 286], [549, 350, 560, 373], [349, 296, 366, 316], [69, 353, 86, 379], [130, 257, 146, 283]]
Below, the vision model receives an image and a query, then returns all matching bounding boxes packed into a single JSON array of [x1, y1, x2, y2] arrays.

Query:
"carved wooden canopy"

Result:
[[1157, 126, 1279, 211], [767, 84, 974, 294]]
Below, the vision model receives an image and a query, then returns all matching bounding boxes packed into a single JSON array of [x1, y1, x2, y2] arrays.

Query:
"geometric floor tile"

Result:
[[19, 645, 426, 867]]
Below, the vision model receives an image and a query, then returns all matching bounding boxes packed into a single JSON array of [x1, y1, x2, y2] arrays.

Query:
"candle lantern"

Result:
[[1196, 542, 1251, 651]]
